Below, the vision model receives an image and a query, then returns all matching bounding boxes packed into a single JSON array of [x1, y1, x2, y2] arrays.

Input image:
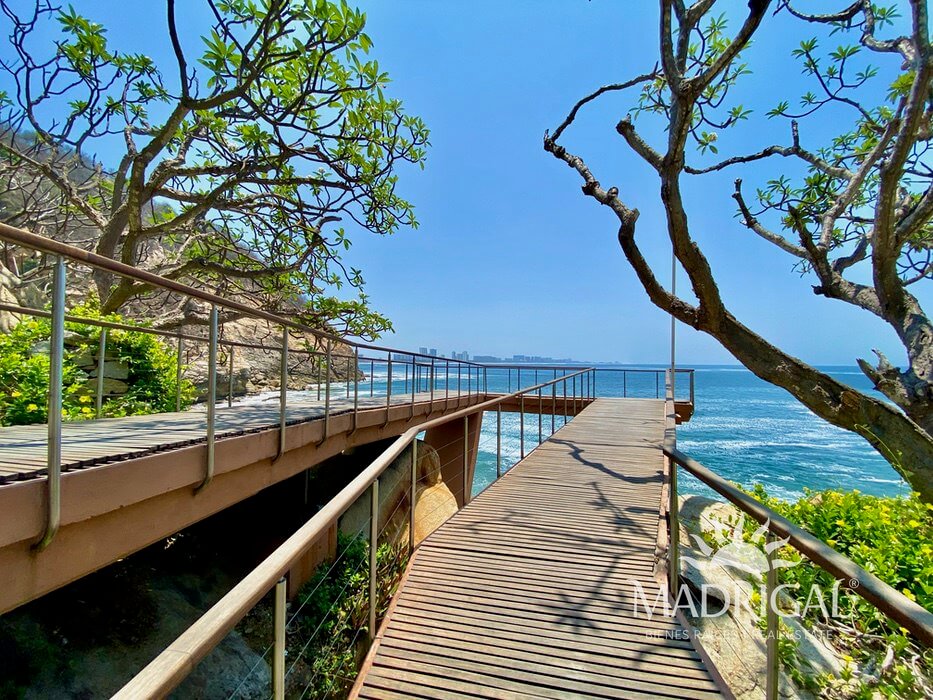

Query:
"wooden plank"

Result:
[[379, 635, 720, 695], [0, 390, 471, 480], [386, 614, 708, 667], [353, 398, 722, 699]]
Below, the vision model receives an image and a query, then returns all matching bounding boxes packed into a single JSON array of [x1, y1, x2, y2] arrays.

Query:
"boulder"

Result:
[[97, 377, 129, 396], [339, 441, 457, 548], [400, 446, 457, 547], [88, 361, 130, 380], [677, 493, 844, 699]]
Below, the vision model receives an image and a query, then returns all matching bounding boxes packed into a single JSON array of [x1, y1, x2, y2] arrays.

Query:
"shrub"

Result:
[[746, 486, 933, 698], [290, 534, 407, 698], [0, 301, 196, 426]]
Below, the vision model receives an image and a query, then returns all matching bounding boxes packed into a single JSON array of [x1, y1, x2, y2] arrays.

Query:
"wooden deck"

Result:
[[0, 388, 473, 483], [354, 398, 721, 700]]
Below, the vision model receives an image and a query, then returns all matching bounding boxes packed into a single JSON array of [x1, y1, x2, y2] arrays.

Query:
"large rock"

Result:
[[339, 441, 457, 548], [88, 361, 130, 380], [401, 447, 457, 547], [677, 494, 843, 699], [10, 576, 268, 699]]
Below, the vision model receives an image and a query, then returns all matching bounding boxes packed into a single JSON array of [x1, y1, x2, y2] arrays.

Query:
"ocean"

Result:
[[239, 362, 908, 502], [470, 364, 909, 501]]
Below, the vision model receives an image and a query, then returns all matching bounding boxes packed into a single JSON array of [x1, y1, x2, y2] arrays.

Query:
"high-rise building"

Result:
[[429, 348, 438, 357], [419, 346, 428, 355]]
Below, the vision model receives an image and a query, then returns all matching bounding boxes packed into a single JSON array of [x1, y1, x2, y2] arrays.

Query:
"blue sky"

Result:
[[4, 1, 926, 366]]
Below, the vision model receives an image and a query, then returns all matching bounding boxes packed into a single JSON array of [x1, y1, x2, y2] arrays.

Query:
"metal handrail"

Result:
[[0, 223, 486, 368], [661, 372, 933, 700], [0, 223, 492, 549], [114, 367, 595, 699], [489, 364, 694, 402]]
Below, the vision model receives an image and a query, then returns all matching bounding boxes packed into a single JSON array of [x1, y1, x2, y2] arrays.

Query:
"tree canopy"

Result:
[[0, 0, 429, 339], [546, 0, 933, 500]]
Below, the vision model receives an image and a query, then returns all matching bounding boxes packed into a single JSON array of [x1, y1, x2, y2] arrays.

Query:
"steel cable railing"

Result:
[[0, 222, 489, 550], [113, 367, 593, 699]]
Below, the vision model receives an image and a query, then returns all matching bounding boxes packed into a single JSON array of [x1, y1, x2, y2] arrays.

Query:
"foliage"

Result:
[[545, 0, 933, 500], [0, 0, 429, 339], [746, 486, 933, 698], [0, 301, 196, 426], [285, 533, 407, 698]]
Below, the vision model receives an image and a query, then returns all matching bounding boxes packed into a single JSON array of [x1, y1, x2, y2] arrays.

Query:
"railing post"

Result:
[[384, 355, 392, 425], [404, 362, 409, 396], [551, 380, 556, 435], [410, 356, 416, 420], [593, 369, 597, 398], [95, 328, 107, 419], [572, 374, 576, 416], [346, 356, 351, 398], [520, 393, 525, 459], [35, 256, 65, 551], [273, 577, 286, 700], [428, 358, 435, 413], [483, 366, 487, 394], [409, 441, 417, 553], [669, 458, 680, 600], [496, 406, 502, 478], [457, 364, 461, 404], [323, 339, 331, 440], [765, 531, 780, 700], [563, 377, 567, 425], [175, 336, 184, 412], [445, 360, 450, 410], [227, 345, 235, 408], [352, 346, 359, 432], [368, 478, 379, 643], [463, 415, 471, 504], [278, 329, 288, 458], [656, 372, 660, 398], [197, 305, 218, 492], [538, 385, 543, 444], [370, 359, 374, 398], [317, 352, 323, 401]]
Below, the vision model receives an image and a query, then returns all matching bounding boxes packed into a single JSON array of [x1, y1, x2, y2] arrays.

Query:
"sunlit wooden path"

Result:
[[0, 388, 474, 482], [353, 398, 722, 699]]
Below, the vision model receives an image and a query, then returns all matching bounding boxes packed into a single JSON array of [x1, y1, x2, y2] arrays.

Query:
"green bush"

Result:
[[280, 534, 407, 699], [746, 486, 933, 698], [0, 302, 196, 426]]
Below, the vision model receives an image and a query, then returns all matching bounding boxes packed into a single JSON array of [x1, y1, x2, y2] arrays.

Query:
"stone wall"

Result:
[[69, 337, 130, 399]]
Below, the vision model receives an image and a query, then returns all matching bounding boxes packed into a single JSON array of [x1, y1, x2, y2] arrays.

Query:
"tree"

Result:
[[545, 0, 933, 500], [0, 0, 428, 339]]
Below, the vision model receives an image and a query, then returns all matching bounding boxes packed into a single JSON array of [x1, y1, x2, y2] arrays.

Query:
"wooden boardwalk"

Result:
[[0, 388, 472, 483], [354, 398, 721, 700]]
